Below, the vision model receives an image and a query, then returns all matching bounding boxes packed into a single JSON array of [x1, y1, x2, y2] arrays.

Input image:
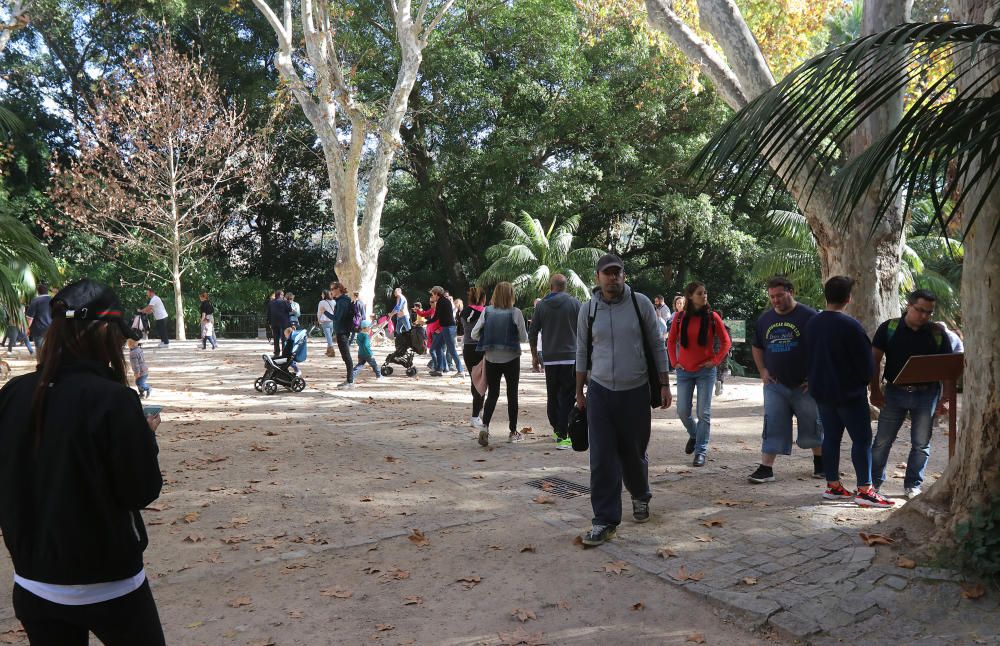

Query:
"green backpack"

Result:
[[885, 318, 945, 349]]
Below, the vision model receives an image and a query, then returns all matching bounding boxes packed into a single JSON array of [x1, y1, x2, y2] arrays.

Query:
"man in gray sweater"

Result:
[[529, 274, 582, 450], [576, 254, 671, 546]]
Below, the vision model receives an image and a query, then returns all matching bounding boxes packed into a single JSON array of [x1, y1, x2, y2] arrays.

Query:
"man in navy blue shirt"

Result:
[[748, 276, 822, 484], [804, 276, 894, 509], [870, 289, 954, 500]]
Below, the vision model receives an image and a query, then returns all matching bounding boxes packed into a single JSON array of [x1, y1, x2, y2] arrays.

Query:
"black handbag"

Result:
[[568, 405, 588, 451]]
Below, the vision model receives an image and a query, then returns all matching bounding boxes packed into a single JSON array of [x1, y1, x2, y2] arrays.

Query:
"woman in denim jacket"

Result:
[[470, 282, 528, 446]]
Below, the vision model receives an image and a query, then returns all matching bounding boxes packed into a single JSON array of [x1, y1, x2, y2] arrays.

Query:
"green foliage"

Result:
[[954, 497, 1000, 587], [477, 213, 601, 302]]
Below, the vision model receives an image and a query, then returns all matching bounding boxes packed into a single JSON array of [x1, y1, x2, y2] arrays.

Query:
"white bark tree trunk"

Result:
[[251, 0, 452, 310], [645, 0, 909, 332], [0, 0, 30, 55], [913, 0, 1000, 535]]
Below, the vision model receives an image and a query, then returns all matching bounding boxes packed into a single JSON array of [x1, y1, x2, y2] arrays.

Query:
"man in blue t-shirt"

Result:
[[748, 276, 822, 484], [869, 289, 954, 500]]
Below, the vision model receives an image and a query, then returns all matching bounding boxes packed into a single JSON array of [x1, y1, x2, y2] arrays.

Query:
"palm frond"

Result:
[[763, 210, 815, 247], [690, 21, 1000, 245], [0, 106, 24, 139], [564, 269, 592, 300], [516, 211, 548, 250]]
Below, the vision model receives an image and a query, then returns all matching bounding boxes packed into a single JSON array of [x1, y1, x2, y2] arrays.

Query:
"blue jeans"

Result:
[[321, 322, 334, 348], [675, 366, 717, 455], [136, 374, 150, 395], [762, 382, 822, 455], [818, 398, 873, 486], [433, 326, 463, 373], [352, 356, 380, 379], [871, 384, 940, 489]]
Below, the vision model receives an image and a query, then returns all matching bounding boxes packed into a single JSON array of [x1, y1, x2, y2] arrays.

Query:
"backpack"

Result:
[[290, 329, 308, 362], [410, 326, 428, 354], [886, 318, 945, 349], [351, 301, 364, 331]]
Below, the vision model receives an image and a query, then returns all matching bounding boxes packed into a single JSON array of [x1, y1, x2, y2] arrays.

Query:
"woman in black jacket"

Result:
[[0, 279, 165, 645]]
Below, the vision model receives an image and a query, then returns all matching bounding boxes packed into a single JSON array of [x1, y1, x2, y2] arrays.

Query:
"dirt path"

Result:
[[0, 338, 954, 645]]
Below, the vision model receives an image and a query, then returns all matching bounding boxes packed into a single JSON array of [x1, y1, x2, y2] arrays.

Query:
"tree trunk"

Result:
[[911, 0, 1000, 536], [172, 253, 185, 341], [645, 0, 909, 332]]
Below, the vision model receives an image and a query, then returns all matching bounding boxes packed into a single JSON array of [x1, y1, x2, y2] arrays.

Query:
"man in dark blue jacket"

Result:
[[804, 276, 894, 509], [268, 290, 292, 357]]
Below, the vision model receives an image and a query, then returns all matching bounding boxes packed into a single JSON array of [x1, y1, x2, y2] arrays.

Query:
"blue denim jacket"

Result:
[[475, 307, 521, 353]]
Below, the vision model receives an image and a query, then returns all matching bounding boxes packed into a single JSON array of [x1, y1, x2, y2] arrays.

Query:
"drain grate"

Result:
[[525, 476, 590, 499]]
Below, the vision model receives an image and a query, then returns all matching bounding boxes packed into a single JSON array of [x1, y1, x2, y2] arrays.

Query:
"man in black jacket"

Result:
[[529, 274, 582, 449], [268, 289, 292, 356]]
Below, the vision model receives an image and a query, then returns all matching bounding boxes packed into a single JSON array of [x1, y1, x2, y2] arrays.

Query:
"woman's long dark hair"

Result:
[[31, 302, 129, 444], [679, 281, 715, 348]]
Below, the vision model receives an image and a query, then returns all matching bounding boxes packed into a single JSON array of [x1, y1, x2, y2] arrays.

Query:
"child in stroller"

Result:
[[255, 326, 308, 394], [380, 322, 427, 377]]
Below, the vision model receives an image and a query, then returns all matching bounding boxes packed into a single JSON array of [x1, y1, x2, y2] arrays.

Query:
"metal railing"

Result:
[[183, 313, 320, 339]]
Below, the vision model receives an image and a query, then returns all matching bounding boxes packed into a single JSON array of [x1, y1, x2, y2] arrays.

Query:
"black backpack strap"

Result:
[[586, 301, 595, 370], [630, 290, 651, 365]]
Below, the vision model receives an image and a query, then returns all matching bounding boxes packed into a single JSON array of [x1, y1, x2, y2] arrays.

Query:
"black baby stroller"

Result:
[[255, 328, 308, 394], [380, 326, 427, 377]]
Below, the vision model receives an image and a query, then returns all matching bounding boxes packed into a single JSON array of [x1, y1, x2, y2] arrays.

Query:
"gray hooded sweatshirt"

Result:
[[575, 285, 669, 392], [528, 291, 582, 363]]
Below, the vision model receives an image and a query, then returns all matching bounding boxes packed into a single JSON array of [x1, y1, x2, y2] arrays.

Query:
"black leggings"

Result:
[[13, 579, 165, 646], [483, 357, 520, 432], [337, 333, 354, 382], [463, 346, 485, 417]]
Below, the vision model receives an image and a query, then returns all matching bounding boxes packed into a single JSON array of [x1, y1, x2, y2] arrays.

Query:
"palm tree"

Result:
[[477, 213, 602, 301], [686, 12, 998, 537], [0, 208, 58, 328]]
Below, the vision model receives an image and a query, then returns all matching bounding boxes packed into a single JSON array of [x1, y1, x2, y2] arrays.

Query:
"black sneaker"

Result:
[[813, 455, 825, 479], [582, 524, 617, 546], [685, 437, 696, 455], [632, 499, 650, 523], [748, 465, 775, 483], [692, 453, 706, 467], [428, 370, 443, 377]]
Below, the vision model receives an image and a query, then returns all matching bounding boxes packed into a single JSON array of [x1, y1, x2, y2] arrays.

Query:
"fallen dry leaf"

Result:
[[408, 528, 430, 547], [599, 560, 629, 575], [0, 629, 26, 644], [693, 535, 715, 542], [287, 609, 304, 619], [183, 511, 200, 523], [859, 532, 895, 546], [532, 494, 555, 505], [183, 534, 204, 543], [375, 623, 395, 631], [657, 547, 678, 558], [457, 574, 482, 589], [403, 595, 423, 605], [631, 601, 645, 611], [145, 502, 170, 512], [572, 536, 584, 547], [228, 596, 252, 608], [520, 426, 534, 434], [670, 565, 706, 582], [385, 455, 401, 463], [359, 495, 373, 502], [320, 588, 352, 598], [249, 442, 269, 452], [700, 519, 724, 528], [185, 621, 204, 629], [540, 481, 554, 491], [380, 568, 411, 582], [512, 607, 537, 622], [520, 544, 536, 553], [557, 600, 571, 610], [961, 583, 986, 600], [896, 556, 916, 569], [497, 627, 548, 646], [741, 576, 758, 585], [686, 633, 706, 644], [713, 499, 751, 507]]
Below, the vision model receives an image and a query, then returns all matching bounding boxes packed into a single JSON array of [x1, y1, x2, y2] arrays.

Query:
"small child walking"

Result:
[[127, 337, 151, 398], [351, 320, 383, 382]]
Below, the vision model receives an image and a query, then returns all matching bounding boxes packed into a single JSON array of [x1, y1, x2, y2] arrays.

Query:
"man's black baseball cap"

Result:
[[596, 253, 624, 273], [51, 278, 140, 340]]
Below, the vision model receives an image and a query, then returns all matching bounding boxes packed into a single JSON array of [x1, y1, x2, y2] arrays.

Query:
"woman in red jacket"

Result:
[[667, 281, 732, 467]]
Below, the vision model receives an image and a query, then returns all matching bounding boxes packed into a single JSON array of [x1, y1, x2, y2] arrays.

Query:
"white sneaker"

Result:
[[714, 381, 723, 396], [904, 486, 922, 499], [336, 381, 356, 390], [470, 416, 483, 428], [455, 372, 466, 378], [508, 430, 524, 443]]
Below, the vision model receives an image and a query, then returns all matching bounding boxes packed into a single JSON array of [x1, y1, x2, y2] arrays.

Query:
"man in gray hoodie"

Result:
[[576, 254, 671, 546], [530, 274, 583, 450]]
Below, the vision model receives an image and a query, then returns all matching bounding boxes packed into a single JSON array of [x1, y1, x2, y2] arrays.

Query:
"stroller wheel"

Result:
[[291, 377, 306, 392], [254, 377, 264, 392], [381, 365, 394, 376], [263, 379, 278, 395], [406, 367, 417, 377]]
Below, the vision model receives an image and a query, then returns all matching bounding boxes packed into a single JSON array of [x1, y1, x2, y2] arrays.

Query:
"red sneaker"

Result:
[[822, 483, 854, 500], [855, 489, 896, 509]]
